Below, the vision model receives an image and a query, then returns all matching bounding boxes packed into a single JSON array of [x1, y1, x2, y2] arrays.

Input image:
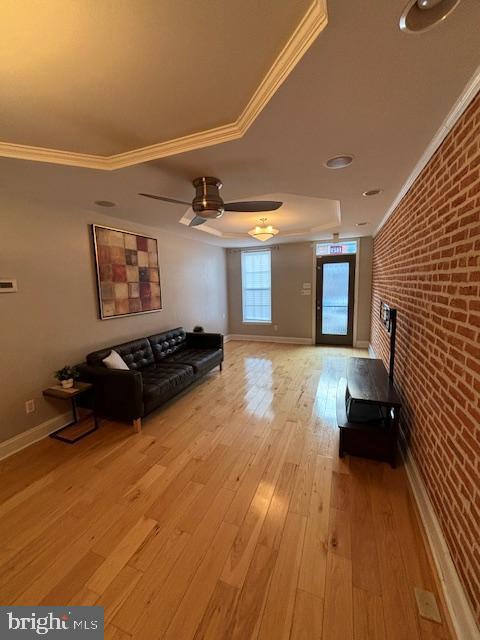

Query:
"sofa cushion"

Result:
[[163, 348, 222, 373], [147, 328, 187, 362], [141, 363, 194, 404], [102, 350, 129, 370], [87, 338, 155, 371]]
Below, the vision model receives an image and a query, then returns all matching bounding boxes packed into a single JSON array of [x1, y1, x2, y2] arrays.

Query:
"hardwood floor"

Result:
[[0, 341, 453, 639]]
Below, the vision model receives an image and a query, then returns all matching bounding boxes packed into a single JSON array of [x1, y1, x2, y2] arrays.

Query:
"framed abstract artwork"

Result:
[[91, 224, 162, 319]]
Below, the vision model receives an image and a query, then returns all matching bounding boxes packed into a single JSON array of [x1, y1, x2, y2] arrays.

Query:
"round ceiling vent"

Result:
[[362, 189, 383, 197], [324, 155, 354, 169], [94, 200, 116, 207], [399, 0, 461, 33]]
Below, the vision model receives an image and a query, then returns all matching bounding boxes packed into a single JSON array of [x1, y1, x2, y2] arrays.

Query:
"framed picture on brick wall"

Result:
[[91, 224, 162, 319]]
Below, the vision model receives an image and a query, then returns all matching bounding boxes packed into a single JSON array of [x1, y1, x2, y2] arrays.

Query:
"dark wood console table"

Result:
[[336, 357, 402, 467]]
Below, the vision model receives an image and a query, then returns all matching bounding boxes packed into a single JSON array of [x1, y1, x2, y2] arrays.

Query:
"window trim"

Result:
[[241, 249, 272, 324], [315, 240, 357, 257]]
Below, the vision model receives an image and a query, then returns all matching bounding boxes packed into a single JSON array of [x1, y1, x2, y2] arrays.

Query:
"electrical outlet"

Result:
[[273, 324, 278, 332], [25, 399, 35, 414]]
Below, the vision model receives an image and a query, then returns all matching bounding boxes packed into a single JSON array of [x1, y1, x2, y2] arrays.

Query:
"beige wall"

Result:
[[0, 195, 227, 443], [355, 236, 373, 344], [227, 243, 313, 339], [227, 238, 372, 343]]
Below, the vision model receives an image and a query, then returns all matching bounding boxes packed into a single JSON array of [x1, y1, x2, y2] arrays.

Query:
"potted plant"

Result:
[[55, 365, 79, 389]]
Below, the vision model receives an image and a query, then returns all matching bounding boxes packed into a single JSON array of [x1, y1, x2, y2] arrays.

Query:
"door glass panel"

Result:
[[322, 262, 349, 335]]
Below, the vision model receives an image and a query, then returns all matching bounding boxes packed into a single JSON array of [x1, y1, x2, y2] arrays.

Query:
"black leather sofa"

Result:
[[78, 327, 223, 432]]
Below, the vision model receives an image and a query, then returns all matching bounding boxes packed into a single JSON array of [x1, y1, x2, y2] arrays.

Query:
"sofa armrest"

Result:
[[186, 332, 224, 350], [77, 364, 144, 421]]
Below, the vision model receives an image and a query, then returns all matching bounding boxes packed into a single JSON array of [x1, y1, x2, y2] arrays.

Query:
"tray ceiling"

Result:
[[0, 0, 326, 167], [179, 194, 340, 240], [1, 0, 479, 246]]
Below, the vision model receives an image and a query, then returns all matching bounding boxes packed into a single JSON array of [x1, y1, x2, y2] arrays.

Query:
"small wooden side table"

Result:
[[43, 382, 99, 444]]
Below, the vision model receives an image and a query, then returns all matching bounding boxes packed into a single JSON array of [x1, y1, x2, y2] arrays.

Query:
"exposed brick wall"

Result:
[[371, 93, 480, 626]]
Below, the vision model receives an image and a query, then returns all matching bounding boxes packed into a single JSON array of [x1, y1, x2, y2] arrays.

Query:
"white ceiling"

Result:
[[1, 0, 479, 247], [0, 0, 311, 155]]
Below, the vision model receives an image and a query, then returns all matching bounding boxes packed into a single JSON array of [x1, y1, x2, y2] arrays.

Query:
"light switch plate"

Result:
[[414, 588, 442, 623]]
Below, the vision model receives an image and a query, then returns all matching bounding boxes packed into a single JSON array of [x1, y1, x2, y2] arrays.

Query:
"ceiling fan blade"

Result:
[[224, 200, 283, 212], [138, 193, 191, 206], [189, 216, 207, 227]]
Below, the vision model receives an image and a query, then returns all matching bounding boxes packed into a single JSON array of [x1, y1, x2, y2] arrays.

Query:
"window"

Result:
[[316, 241, 357, 256], [241, 250, 271, 323]]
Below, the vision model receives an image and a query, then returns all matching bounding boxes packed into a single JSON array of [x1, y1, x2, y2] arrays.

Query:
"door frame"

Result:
[[315, 254, 356, 345]]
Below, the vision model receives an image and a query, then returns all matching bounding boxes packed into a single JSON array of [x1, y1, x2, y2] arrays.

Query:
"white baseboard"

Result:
[[224, 334, 232, 343], [400, 432, 479, 640], [0, 411, 71, 461], [368, 338, 477, 636], [355, 340, 370, 349], [227, 334, 313, 345]]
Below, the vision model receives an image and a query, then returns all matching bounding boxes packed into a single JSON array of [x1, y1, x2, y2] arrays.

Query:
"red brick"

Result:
[[371, 93, 480, 626]]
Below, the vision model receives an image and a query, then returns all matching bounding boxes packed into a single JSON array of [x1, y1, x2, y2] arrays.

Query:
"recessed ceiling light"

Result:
[[356, 222, 368, 226], [362, 189, 383, 197], [324, 155, 354, 169], [399, 0, 461, 33], [94, 200, 116, 207]]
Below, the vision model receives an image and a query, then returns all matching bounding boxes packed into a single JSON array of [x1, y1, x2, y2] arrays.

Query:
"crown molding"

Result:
[[0, 141, 113, 170], [0, 0, 327, 171], [236, 0, 328, 136], [374, 65, 480, 236]]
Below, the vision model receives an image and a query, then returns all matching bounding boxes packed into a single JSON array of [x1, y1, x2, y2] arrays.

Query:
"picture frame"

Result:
[[91, 224, 162, 320]]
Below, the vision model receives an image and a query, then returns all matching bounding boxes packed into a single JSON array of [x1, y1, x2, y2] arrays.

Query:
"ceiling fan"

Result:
[[139, 176, 282, 227]]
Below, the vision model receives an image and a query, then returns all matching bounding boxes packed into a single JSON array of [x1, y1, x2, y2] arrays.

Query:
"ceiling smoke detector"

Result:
[[399, 0, 462, 33], [362, 189, 383, 197], [324, 155, 354, 169]]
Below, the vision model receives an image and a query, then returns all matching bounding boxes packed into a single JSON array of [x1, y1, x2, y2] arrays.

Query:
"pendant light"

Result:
[[248, 218, 279, 242]]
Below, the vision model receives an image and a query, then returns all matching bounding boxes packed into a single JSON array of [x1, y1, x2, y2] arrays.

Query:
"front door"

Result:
[[316, 255, 355, 345]]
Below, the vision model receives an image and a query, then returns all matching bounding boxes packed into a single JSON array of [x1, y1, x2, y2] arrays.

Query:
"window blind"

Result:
[[241, 250, 272, 323]]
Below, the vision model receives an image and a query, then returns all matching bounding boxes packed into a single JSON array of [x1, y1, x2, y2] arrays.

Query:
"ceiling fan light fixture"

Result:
[[248, 218, 279, 242], [324, 155, 354, 169], [139, 177, 283, 226], [399, 0, 461, 33], [200, 208, 225, 219]]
